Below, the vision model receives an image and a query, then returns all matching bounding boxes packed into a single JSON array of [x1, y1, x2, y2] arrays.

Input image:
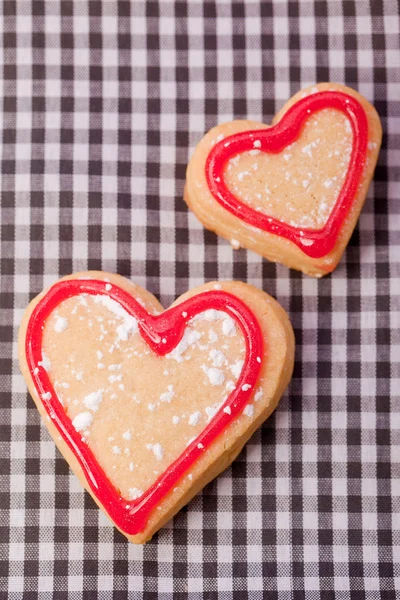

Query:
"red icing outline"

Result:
[[25, 279, 263, 535], [205, 91, 369, 258]]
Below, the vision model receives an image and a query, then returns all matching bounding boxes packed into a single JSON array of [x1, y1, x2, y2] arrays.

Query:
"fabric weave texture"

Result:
[[0, 0, 399, 597]]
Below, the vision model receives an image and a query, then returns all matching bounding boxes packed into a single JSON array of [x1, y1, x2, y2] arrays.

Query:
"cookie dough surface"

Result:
[[224, 108, 353, 230]]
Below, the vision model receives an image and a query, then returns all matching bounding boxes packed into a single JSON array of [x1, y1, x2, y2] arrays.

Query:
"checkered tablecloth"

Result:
[[1, 0, 399, 597]]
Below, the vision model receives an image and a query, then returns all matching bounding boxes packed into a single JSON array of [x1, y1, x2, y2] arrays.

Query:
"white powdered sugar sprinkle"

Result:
[[203, 309, 223, 321], [192, 309, 226, 322], [189, 411, 201, 426], [166, 327, 201, 362], [208, 329, 218, 343], [152, 443, 164, 461], [129, 488, 143, 500], [160, 385, 174, 403], [38, 353, 51, 372], [54, 315, 68, 333], [225, 380, 236, 392], [230, 359, 244, 379], [209, 349, 226, 368], [116, 320, 137, 342], [222, 316, 236, 336], [93, 295, 138, 341], [243, 404, 254, 417], [72, 411, 93, 432], [202, 365, 225, 386], [254, 388, 263, 402], [83, 389, 103, 412], [205, 401, 224, 421]]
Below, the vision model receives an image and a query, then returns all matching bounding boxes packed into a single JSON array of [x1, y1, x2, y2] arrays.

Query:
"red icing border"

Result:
[[205, 91, 369, 258], [25, 279, 263, 535]]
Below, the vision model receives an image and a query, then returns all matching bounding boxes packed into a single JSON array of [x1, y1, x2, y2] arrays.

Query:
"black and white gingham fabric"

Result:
[[1, 1, 399, 597]]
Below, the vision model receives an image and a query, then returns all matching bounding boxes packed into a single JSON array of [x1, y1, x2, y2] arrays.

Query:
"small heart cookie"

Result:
[[185, 83, 382, 277], [19, 272, 294, 543]]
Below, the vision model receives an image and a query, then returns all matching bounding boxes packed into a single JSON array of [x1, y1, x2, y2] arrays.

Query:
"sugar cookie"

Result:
[[185, 83, 382, 277], [19, 272, 294, 543]]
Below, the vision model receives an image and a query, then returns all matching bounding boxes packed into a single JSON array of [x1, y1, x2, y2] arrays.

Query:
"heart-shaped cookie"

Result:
[[185, 83, 382, 277], [19, 272, 294, 543]]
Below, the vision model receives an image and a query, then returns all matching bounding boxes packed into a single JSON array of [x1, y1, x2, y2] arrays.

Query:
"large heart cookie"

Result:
[[185, 83, 382, 277], [19, 272, 294, 543]]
